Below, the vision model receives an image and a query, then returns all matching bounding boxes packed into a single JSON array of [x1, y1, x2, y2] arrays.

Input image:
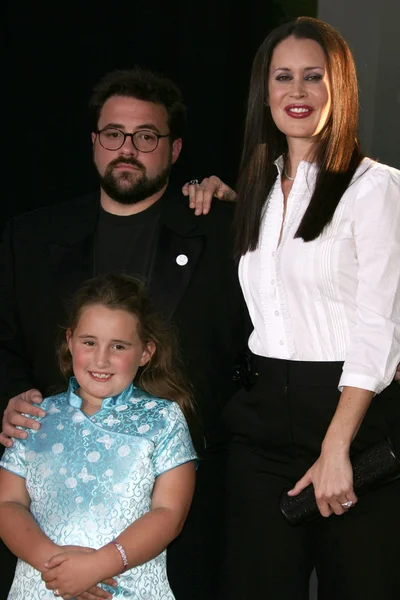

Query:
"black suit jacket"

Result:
[[0, 187, 246, 448]]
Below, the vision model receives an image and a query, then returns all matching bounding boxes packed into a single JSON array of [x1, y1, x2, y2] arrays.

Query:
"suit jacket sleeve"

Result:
[[0, 219, 36, 407]]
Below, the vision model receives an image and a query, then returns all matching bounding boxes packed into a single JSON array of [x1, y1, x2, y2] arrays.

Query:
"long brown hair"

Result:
[[58, 273, 198, 441], [234, 16, 364, 256]]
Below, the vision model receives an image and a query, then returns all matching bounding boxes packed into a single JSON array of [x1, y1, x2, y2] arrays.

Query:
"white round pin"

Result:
[[176, 254, 188, 266]]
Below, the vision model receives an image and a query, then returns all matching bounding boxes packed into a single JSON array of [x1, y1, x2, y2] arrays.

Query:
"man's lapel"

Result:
[[48, 194, 99, 310], [148, 190, 205, 320], [47, 188, 205, 320]]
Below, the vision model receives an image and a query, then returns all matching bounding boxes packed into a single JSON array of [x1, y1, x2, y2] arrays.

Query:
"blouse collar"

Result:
[[67, 376, 136, 410], [274, 155, 318, 178]]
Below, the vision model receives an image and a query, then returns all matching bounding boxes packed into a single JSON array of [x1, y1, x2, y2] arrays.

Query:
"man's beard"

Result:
[[96, 156, 172, 205]]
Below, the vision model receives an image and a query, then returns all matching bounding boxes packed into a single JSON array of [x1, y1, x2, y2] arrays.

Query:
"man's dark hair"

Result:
[[89, 67, 187, 140]]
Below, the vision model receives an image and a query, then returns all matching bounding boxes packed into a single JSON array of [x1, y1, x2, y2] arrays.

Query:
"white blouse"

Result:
[[239, 157, 400, 394]]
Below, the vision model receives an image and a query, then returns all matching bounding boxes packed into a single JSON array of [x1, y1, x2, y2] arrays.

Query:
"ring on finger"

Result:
[[188, 178, 199, 185], [340, 499, 353, 508]]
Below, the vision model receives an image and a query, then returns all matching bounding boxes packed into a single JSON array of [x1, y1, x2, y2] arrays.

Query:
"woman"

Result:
[[185, 16, 400, 600]]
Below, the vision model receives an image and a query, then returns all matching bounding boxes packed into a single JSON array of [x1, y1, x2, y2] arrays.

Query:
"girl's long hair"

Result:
[[58, 273, 200, 446], [234, 16, 364, 256]]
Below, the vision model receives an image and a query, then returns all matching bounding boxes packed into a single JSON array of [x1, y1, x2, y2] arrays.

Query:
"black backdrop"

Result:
[[2, 1, 317, 597], [5, 0, 316, 229]]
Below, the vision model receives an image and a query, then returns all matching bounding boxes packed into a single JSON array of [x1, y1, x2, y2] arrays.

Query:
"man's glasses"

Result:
[[96, 128, 170, 152]]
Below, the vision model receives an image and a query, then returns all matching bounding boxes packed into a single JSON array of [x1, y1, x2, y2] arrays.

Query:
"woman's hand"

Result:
[[182, 176, 237, 215], [287, 447, 358, 517], [288, 386, 373, 517], [42, 551, 115, 600]]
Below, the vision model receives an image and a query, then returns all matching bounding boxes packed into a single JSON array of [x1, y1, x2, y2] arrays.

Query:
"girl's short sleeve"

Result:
[[152, 402, 197, 477], [0, 434, 27, 478]]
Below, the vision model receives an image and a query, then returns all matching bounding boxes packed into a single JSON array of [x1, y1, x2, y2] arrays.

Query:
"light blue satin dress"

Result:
[[0, 378, 197, 599]]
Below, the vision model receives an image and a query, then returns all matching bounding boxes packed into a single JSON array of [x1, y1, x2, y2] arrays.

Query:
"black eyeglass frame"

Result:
[[96, 127, 170, 153]]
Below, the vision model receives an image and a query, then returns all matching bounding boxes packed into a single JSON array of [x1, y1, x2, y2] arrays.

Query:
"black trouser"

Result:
[[220, 357, 400, 600], [0, 443, 17, 598], [167, 448, 228, 600], [0, 541, 15, 598]]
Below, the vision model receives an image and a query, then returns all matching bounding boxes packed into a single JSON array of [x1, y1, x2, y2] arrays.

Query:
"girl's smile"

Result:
[[67, 304, 154, 412]]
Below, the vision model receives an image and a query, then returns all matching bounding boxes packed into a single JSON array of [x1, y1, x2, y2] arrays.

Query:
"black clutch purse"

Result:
[[280, 439, 400, 526]]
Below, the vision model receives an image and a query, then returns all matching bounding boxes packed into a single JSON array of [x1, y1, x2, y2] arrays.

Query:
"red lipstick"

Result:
[[284, 104, 314, 119]]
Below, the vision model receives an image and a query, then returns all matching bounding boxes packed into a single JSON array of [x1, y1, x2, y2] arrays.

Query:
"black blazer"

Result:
[[0, 187, 246, 447]]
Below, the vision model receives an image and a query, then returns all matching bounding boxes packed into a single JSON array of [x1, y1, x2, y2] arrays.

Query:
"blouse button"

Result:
[[275, 310, 279, 316], [270, 279, 275, 285], [279, 340, 284, 345]]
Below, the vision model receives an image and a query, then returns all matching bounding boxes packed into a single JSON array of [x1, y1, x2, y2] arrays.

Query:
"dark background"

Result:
[[5, 0, 317, 230], [2, 1, 317, 597]]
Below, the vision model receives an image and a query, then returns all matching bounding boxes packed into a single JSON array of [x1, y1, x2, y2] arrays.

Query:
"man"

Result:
[[0, 68, 245, 599]]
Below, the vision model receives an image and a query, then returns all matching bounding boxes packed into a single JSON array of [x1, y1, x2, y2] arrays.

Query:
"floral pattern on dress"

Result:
[[0, 378, 197, 600]]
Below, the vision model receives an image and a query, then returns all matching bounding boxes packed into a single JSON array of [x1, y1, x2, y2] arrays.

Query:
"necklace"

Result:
[[284, 166, 295, 181]]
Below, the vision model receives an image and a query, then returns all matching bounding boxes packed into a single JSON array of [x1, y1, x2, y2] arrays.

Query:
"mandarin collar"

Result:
[[274, 155, 318, 178], [67, 377, 136, 411]]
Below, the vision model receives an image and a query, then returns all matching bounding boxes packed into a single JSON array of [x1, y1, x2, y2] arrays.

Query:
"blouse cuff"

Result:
[[338, 372, 383, 395]]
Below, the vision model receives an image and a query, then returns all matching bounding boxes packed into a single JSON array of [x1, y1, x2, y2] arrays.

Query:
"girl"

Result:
[[0, 272, 197, 600], [185, 16, 400, 600]]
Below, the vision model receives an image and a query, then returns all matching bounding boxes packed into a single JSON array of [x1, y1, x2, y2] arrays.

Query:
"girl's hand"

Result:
[[42, 551, 113, 600], [287, 448, 358, 517], [53, 546, 117, 597], [182, 176, 237, 215]]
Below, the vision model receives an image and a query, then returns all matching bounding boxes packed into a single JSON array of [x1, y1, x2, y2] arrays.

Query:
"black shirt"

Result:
[[95, 199, 163, 281]]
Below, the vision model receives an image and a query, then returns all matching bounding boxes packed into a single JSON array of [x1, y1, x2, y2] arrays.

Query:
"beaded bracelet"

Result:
[[111, 541, 129, 572]]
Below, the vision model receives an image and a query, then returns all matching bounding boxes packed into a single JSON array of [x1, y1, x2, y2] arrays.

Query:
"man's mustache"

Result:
[[108, 157, 145, 172]]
